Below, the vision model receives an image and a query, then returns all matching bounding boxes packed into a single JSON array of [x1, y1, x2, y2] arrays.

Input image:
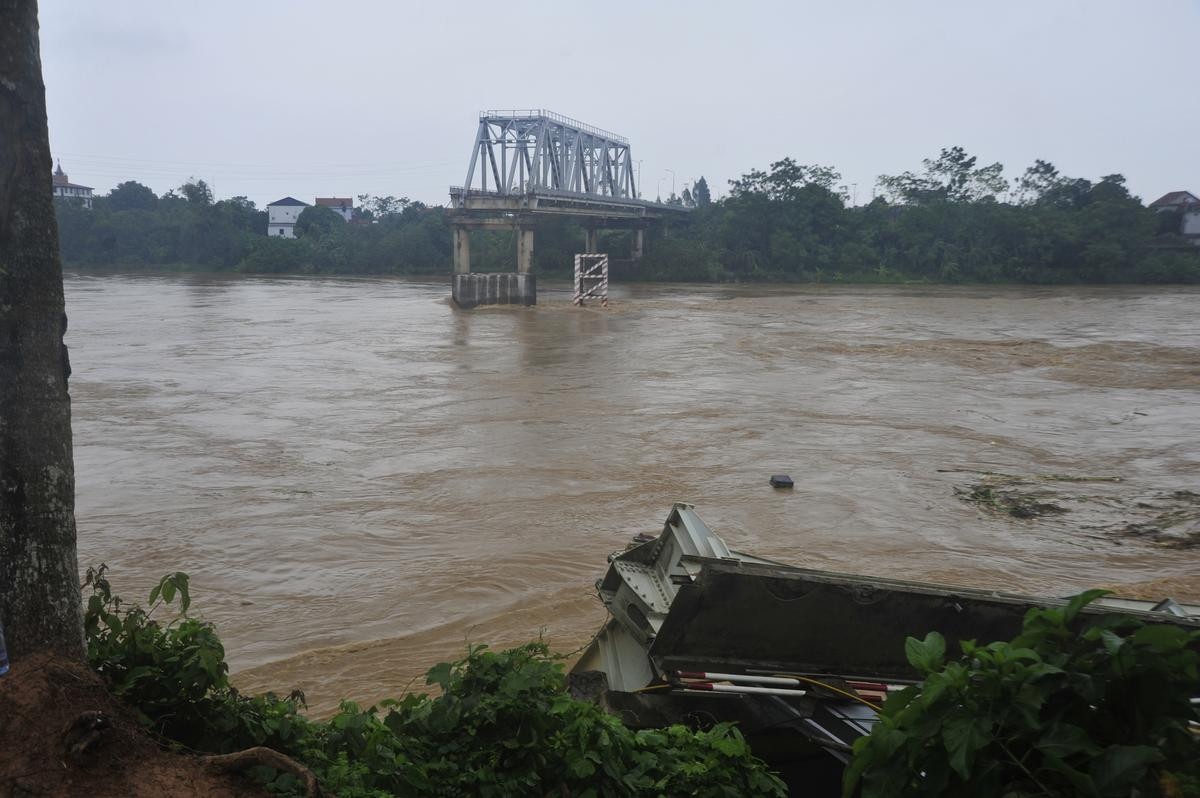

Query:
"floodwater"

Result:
[[65, 275, 1200, 714]]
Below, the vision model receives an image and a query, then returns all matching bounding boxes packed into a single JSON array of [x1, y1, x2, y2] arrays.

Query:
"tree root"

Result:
[[61, 711, 112, 760], [201, 747, 323, 797]]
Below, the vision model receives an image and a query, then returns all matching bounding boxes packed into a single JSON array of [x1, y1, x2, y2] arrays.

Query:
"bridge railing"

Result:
[[449, 185, 690, 211], [479, 109, 628, 145]]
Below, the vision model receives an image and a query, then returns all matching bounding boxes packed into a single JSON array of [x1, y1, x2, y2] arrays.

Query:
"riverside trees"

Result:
[[0, 0, 86, 660], [640, 149, 1199, 284], [54, 148, 1200, 284]]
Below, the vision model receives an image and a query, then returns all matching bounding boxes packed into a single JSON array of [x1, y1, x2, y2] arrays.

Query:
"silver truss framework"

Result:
[[462, 110, 637, 201]]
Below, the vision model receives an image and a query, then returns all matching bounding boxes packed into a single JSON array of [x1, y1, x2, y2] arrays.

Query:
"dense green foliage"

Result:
[[641, 152, 1200, 284], [82, 568, 785, 797], [295, 205, 345, 240], [300, 646, 785, 797], [55, 147, 1200, 283], [845, 590, 1200, 797], [56, 185, 452, 275], [83, 566, 307, 753], [83, 569, 1200, 796]]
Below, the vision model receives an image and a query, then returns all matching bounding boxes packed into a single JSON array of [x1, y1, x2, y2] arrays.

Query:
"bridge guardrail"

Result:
[[479, 109, 628, 145], [450, 185, 690, 211]]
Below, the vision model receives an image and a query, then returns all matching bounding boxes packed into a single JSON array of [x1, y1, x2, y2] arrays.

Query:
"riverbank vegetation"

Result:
[[75, 567, 787, 797], [54, 147, 1200, 283], [846, 590, 1200, 797], [7, 569, 1178, 797]]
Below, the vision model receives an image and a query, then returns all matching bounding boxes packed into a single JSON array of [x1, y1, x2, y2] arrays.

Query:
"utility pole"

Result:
[[635, 159, 643, 198]]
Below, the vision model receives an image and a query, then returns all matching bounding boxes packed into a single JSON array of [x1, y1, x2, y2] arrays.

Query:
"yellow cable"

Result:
[[774, 673, 883, 712], [633, 683, 673, 693]]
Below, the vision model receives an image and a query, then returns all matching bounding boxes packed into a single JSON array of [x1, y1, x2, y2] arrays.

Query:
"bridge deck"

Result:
[[449, 186, 691, 224]]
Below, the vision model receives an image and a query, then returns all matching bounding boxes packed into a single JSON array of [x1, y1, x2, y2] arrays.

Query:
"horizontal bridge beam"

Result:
[[449, 188, 690, 218], [447, 212, 655, 232]]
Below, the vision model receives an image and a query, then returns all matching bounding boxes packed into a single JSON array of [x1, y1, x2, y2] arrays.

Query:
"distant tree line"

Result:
[[641, 149, 1199, 284], [54, 181, 452, 275], [55, 148, 1200, 283]]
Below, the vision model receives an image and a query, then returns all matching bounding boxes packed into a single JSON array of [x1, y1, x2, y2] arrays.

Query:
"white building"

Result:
[[315, 197, 354, 221], [1149, 191, 1200, 245], [51, 161, 93, 209], [266, 197, 309, 238]]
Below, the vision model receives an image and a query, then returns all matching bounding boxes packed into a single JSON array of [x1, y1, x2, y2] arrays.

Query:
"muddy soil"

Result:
[[0, 653, 270, 798]]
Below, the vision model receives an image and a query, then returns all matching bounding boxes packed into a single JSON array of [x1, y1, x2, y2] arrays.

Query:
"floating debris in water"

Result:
[[956, 484, 1068, 519], [952, 476, 1200, 548]]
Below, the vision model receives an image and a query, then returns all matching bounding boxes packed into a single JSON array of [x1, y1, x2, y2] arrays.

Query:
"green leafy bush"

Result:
[[83, 568, 785, 797], [845, 589, 1200, 797], [286, 642, 786, 797], [83, 566, 308, 753]]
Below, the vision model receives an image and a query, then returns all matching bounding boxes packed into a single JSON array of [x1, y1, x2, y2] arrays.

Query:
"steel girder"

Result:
[[460, 110, 638, 203]]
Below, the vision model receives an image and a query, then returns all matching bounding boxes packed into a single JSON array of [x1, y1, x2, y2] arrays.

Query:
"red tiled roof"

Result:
[[315, 197, 352, 208], [1149, 191, 1200, 208]]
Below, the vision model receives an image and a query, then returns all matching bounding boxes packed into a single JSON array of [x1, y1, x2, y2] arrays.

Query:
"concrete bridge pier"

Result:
[[453, 226, 471, 274], [452, 272, 536, 309], [584, 227, 598, 254], [450, 222, 536, 309], [632, 228, 644, 261], [517, 227, 535, 273]]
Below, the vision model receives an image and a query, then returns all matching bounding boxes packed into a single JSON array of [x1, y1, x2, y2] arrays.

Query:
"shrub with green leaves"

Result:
[[83, 565, 307, 753], [83, 568, 786, 797], [289, 642, 786, 797], [844, 589, 1200, 797]]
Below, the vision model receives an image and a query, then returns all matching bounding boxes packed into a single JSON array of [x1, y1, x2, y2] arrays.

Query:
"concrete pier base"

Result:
[[452, 227, 471, 274], [452, 273, 536, 309], [516, 227, 535, 274]]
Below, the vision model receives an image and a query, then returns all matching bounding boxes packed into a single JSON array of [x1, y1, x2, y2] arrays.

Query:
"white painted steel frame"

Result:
[[464, 111, 638, 201], [573, 253, 609, 307]]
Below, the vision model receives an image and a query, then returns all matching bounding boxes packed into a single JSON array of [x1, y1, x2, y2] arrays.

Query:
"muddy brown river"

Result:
[[65, 275, 1200, 714]]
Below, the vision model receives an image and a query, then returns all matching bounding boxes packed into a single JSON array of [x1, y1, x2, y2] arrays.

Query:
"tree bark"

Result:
[[0, 0, 85, 660]]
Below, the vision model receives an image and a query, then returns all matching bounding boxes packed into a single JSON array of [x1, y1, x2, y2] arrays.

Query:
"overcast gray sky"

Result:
[[39, 0, 1199, 209]]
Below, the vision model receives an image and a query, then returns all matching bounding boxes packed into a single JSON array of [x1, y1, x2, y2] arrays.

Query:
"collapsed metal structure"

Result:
[[462, 110, 638, 199], [572, 503, 1200, 787]]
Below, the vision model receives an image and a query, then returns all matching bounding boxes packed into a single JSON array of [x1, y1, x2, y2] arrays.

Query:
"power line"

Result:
[[57, 150, 460, 172]]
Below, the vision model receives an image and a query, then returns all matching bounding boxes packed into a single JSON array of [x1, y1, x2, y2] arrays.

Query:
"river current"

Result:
[[65, 275, 1200, 714]]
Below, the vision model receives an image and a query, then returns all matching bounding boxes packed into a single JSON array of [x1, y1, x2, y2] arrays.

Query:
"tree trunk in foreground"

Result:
[[0, 0, 85, 660]]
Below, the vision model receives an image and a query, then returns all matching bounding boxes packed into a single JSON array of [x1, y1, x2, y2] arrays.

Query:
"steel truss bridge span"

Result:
[[460, 110, 638, 201], [448, 110, 689, 308]]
